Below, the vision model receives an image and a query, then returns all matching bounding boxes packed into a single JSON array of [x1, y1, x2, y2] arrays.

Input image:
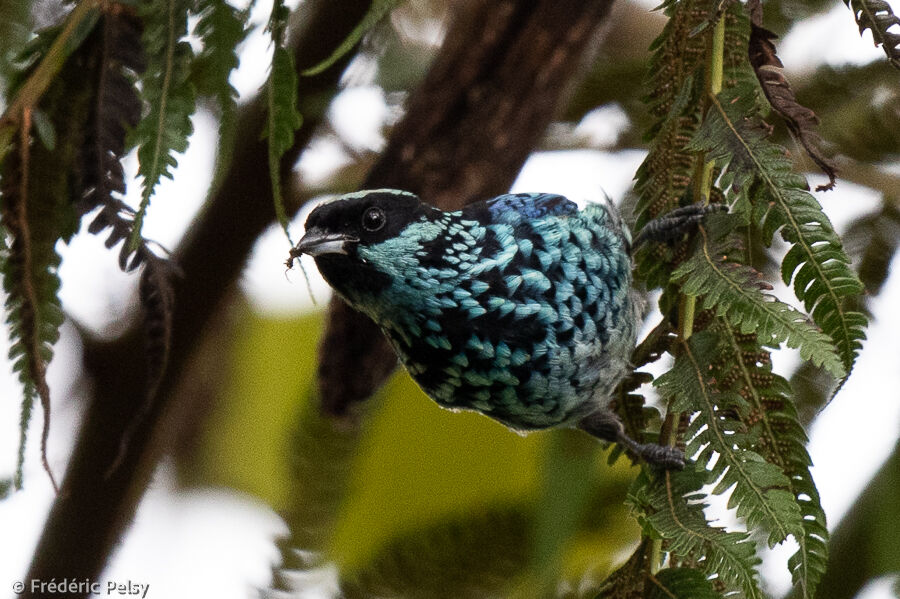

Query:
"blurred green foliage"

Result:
[[188, 308, 641, 589]]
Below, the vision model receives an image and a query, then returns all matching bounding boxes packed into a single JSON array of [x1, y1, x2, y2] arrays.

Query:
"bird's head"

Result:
[[288, 189, 442, 311]]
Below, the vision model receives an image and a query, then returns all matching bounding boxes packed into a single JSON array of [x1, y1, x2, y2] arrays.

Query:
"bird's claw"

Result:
[[633, 442, 686, 470]]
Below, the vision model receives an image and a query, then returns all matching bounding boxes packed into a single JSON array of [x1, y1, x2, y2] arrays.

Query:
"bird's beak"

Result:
[[289, 227, 358, 258]]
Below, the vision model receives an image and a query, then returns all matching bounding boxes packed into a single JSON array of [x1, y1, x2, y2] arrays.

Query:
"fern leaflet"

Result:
[[690, 85, 867, 380], [712, 322, 828, 598], [130, 0, 196, 250], [648, 568, 722, 599], [633, 0, 750, 289], [264, 0, 302, 242], [672, 219, 845, 377], [191, 0, 246, 115], [597, 541, 653, 598], [635, 466, 763, 599], [844, 0, 900, 69], [301, 0, 400, 76], [82, 12, 147, 270], [1, 105, 78, 491], [656, 332, 804, 548], [340, 507, 529, 598]]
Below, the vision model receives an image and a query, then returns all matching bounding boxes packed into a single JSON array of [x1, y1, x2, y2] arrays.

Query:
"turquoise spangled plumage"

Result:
[[291, 189, 691, 468]]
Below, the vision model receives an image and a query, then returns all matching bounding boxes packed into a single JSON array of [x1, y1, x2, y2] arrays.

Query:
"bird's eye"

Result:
[[362, 206, 386, 232]]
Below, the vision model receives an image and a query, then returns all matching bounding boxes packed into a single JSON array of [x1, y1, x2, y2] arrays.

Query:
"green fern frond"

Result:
[[191, 0, 246, 114], [190, 0, 245, 176], [610, 371, 660, 466], [301, 0, 400, 76], [690, 85, 867, 380], [530, 430, 600, 596], [712, 322, 828, 599], [648, 568, 722, 599], [1, 39, 91, 488], [656, 332, 804, 548], [635, 466, 763, 599], [282, 397, 360, 550], [264, 0, 302, 242], [633, 76, 702, 289], [598, 545, 724, 599], [844, 0, 900, 69], [672, 220, 845, 377], [632, 0, 708, 288], [1, 119, 77, 490], [130, 0, 196, 249], [634, 0, 712, 218], [633, 0, 750, 289]]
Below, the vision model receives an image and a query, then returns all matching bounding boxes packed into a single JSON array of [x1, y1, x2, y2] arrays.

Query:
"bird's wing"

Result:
[[479, 193, 578, 224]]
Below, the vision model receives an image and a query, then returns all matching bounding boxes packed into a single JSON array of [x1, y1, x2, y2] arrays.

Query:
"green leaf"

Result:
[[190, 0, 246, 113], [301, 0, 400, 76], [690, 85, 867, 382], [633, 0, 752, 290], [190, 0, 245, 179], [634, 466, 763, 599], [843, 0, 900, 69], [30, 108, 55, 150], [671, 220, 845, 377], [633, 0, 710, 227], [596, 546, 724, 599], [130, 0, 196, 249], [656, 332, 804, 548], [264, 0, 302, 242], [1, 121, 77, 492], [271, 388, 367, 593], [712, 322, 828, 599], [648, 567, 723, 599], [0, 38, 88, 488]]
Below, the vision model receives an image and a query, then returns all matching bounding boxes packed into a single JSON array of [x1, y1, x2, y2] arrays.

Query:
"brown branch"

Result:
[[318, 0, 616, 415], [22, 1, 374, 594]]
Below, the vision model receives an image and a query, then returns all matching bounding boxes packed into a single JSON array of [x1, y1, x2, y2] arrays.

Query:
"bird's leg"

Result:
[[632, 203, 727, 248], [578, 410, 685, 470]]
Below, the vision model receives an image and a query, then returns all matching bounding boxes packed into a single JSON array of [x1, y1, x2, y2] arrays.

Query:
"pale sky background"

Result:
[[2, 0, 899, 598]]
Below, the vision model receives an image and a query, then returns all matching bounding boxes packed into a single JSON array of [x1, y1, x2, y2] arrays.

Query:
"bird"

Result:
[[289, 189, 718, 469]]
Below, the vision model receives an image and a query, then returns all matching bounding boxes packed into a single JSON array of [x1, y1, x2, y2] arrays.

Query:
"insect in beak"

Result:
[[286, 228, 359, 267]]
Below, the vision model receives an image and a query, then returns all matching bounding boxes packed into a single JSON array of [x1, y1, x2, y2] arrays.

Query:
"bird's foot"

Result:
[[622, 438, 685, 470], [633, 203, 727, 248], [578, 410, 685, 470]]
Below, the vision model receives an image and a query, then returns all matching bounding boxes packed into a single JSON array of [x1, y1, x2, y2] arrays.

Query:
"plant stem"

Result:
[[679, 12, 725, 343], [708, 13, 725, 96], [652, 9, 727, 575]]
